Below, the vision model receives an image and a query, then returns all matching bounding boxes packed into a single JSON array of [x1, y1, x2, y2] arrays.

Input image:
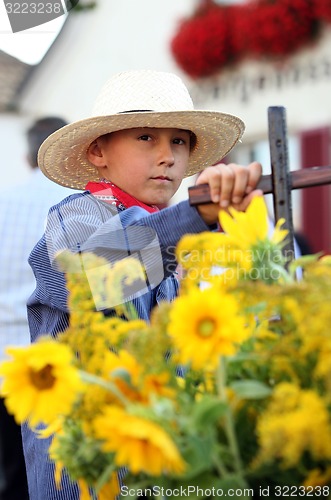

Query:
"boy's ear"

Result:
[[87, 140, 106, 167]]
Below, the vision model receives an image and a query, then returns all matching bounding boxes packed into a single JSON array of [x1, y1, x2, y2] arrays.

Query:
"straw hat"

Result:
[[38, 70, 245, 190]]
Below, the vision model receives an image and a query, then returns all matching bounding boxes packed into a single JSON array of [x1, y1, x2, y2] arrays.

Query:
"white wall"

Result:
[[20, 0, 196, 121]]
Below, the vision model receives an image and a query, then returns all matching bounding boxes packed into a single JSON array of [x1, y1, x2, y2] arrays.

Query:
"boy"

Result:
[[23, 70, 262, 499]]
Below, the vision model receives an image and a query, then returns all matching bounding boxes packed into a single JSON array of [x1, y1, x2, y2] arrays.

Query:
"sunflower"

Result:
[[219, 195, 287, 248], [218, 196, 289, 283], [0, 338, 82, 426], [94, 406, 185, 476], [168, 286, 249, 370]]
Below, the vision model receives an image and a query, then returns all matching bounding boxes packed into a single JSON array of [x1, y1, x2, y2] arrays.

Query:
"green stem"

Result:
[[269, 262, 293, 283], [212, 451, 228, 477], [95, 461, 116, 493], [123, 301, 139, 320], [216, 357, 248, 487], [79, 370, 129, 406]]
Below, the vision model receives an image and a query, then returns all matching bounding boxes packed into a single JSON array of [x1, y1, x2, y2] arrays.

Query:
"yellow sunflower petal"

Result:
[[168, 286, 250, 370], [271, 217, 288, 244], [98, 473, 120, 500], [78, 479, 92, 500], [219, 196, 268, 248], [94, 406, 185, 476], [0, 339, 82, 425]]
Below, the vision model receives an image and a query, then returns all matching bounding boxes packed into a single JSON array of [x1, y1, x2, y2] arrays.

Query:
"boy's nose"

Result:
[[157, 141, 175, 167]]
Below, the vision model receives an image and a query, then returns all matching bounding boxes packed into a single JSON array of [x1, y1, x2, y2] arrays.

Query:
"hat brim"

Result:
[[38, 110, 245, 190]]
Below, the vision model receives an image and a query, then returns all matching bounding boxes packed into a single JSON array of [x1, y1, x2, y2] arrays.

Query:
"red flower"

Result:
[[313, 0, 331, 24], [248, 0, 315, 57], [171, 4, 236, 78]]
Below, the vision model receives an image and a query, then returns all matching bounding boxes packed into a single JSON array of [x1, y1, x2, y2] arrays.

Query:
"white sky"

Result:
[[0, 1, 66, 64]]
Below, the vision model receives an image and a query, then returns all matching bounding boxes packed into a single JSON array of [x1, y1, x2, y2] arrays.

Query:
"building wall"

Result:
[[20, 0, 196, 121]]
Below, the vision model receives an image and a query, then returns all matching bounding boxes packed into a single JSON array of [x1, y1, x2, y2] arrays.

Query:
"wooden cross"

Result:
[[188, 106, 331, 262]]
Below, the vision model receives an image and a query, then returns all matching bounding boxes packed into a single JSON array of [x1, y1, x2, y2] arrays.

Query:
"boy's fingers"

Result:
[[216, 164, 235, 207], [196, 164, 232, 204], [195, 161, 262, 209], [228, 164, 250, 204], [245, 161, 263, 194]]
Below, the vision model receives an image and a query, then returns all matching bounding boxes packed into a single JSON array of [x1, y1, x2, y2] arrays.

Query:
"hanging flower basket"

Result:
[[171, 0, 327, 79]]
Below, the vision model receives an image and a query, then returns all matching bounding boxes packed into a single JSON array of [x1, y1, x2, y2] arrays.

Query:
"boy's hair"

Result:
[[27, 117, 68, 167]]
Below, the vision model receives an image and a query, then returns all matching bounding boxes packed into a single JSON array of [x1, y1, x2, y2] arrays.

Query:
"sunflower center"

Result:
[[29, 364, 56, 390], [198, 318, 216, 337]]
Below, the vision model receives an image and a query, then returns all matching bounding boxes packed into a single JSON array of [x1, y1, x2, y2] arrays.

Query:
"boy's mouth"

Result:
[[151, 176, 172, 181]]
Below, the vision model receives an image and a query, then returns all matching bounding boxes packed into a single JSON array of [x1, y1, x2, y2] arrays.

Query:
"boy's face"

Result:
[[87, 127, 191, 206]]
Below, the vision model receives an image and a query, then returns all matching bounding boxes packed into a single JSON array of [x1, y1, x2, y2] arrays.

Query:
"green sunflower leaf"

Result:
[[230, 380, 272, 399]]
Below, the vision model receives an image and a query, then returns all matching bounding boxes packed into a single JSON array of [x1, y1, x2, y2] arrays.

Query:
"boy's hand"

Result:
[[195, 161, 263, 225]]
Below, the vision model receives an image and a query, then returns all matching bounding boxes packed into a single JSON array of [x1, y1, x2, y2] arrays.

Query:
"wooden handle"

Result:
[[188, 166, 331, 206]]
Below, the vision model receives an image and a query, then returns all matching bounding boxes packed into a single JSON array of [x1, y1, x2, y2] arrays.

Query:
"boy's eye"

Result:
[[138, 134, 152, 141], [173, 138, 186, 145]]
